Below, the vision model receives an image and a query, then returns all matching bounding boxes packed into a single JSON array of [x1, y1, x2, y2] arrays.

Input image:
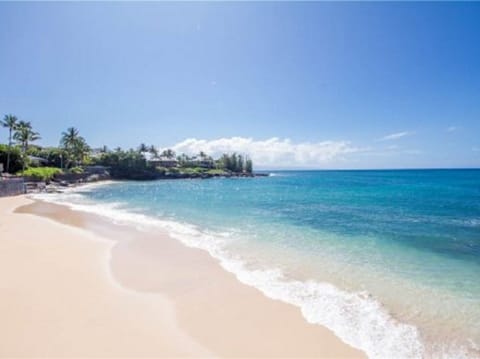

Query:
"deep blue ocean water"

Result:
[[38, 169, 480, 358]]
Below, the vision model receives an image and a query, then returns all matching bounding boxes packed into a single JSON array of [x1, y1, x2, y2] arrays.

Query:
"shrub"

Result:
[[0, 144, 24, 173], [18, 167, 63, 181], [167, 167, 180, 174], [179, 167, 205, 175], [69, 166, 84, 174], [155, 166, 167, 175], [206, 169, 228, 176]]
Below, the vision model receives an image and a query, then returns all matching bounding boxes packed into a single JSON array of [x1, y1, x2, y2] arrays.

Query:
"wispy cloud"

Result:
[[446, 126, 457, 132], [473, 147, 480, 152], [378, 131, 413, 141], [168, 137, 366, 168]]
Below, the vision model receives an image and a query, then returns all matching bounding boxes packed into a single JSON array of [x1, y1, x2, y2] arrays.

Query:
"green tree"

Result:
[[60, 127, 80, 149], [218, 154, 230, 171], [177, 153, 189, 166], [199, 151, 207, 160], [13, 121, 41, 170], [13, 121, 41, 153], [60, 127, 89, 167], [1, 114, 18, 173], [231, 153, 238, 172], [237, 154, 244, 172], [245, 157, 253, 174], [138, 143, 148, 153], [73, 137, 90, 165], [0, 144, 24, 173], [149, 145, 159, 158], [97, 148, 154, 180], [33, 147, 68, 168], [161, 149, 176, 159]]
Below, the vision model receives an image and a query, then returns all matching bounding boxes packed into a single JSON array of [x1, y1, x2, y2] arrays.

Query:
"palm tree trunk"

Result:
[[6, 129, 12, 173], [22, 142, 27, 172]]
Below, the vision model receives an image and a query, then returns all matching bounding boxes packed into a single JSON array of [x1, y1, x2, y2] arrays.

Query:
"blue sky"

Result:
[[1, 2, 479, 169]]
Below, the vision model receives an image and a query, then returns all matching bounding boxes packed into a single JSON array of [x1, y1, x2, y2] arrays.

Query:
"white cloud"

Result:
[[378, 131, 413, 141], [473, 147, 480, 152], [168, 137, 365, 168], [446, 126, 457, 132]]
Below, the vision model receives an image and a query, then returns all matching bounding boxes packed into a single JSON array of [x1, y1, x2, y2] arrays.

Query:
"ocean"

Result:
[[35, 169, 480, 358]]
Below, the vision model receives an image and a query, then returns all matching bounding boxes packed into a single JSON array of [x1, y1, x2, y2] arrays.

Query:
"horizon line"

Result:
[[256, 167, 480, 171]]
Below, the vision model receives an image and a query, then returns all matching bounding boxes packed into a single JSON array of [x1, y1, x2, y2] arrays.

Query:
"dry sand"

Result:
[[0, 195, 365, 358]]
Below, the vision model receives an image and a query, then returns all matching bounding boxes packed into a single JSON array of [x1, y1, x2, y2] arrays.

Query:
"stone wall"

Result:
[[0, 178, 25, 197]]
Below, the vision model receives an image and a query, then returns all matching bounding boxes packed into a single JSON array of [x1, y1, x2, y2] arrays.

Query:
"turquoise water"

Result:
[[38, 169, 480, 358]]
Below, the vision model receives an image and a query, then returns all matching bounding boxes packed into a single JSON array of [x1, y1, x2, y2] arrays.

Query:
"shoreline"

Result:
[[1, 195, 365, 358], [20, 172, 269, 196]]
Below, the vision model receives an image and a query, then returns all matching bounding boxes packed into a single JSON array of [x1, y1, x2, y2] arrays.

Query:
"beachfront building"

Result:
[[148, 156, 179, 168], [89, 147, 107, 159], [27, 155, 48, 167], [191, 158, 215, 169]]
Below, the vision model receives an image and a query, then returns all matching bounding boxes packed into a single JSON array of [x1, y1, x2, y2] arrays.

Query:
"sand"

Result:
[[0, 195, 364, 358]]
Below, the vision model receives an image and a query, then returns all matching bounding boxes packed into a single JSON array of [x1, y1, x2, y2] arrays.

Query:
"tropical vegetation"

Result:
[[1, 114, 18, 173], [1, 113, 255, 181], [18, 167, 63, 182], [0, 144, 23, 173], [60, 127, 90, 167]]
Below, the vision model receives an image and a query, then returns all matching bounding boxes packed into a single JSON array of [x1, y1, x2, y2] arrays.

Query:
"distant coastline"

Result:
[[0, 120, 266, 192]]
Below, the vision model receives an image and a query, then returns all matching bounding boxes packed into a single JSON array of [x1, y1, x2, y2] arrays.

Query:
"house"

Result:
[[148, 156, 179, 168], [194, 159, 215, 168], [27, 156, 48, 166], [185, 156, 215, 169], [89, 148, 107, 159]]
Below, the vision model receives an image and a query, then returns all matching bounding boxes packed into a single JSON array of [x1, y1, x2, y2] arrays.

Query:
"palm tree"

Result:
[[13, 121, 41, 170], [60, 127, 80, 149], [245, 157, 253, 173], [177, 153, 189, 166], [138, 143, 148, 154], [1, 114, 18, 173], [73, 137, 90, 165], [161, 149, 175, 159], [148, 145, 159, 158], [199, 151, 207, 160], [14, 121, 41, 152], [60, 127, 88, 167]]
